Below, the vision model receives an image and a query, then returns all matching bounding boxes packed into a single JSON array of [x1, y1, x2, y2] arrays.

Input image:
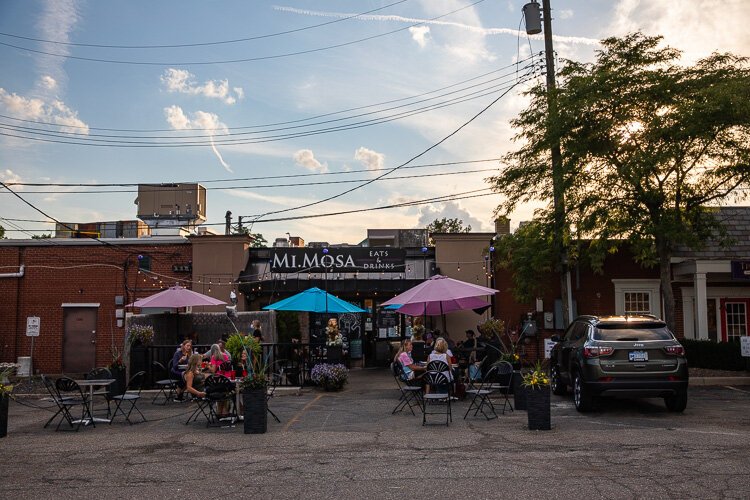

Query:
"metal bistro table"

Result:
[[74, 378, 116, 425]]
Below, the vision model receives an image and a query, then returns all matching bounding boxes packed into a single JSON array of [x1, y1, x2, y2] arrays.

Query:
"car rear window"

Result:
[[593, 324, 674, 341]]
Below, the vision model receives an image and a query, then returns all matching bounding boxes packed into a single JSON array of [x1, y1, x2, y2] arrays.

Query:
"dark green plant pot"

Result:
[[242, 388, 267, 434], [109, 366, 127, 397], [0, 394, 9, 438], [513, 374, 527, 410], [130, 346, 148, 380], [526, 386, 551, 431]]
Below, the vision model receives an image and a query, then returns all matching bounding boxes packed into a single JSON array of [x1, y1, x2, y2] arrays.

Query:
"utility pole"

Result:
[[524, 0, 573, 327]]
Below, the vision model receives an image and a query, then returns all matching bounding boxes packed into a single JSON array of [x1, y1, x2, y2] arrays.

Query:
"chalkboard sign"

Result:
[[378, 311, 399, 328], [350, 339, 363, 359]]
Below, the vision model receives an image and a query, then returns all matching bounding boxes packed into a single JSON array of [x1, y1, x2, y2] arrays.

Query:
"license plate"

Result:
[[629, 350, 648, 362]]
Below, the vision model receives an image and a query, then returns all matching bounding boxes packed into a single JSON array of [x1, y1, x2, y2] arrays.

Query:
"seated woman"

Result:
[[207, 343, 231, 376], [394, 339, 425, 385], [183, 353, 207, 399], [427, 337, 455, 383], [171, 339, 193, 401]]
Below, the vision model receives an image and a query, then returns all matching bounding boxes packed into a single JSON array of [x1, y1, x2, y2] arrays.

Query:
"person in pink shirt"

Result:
[[394, 339, 425, 385]]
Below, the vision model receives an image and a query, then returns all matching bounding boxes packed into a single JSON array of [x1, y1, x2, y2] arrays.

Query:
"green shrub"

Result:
[[682, 339, 748, 371]]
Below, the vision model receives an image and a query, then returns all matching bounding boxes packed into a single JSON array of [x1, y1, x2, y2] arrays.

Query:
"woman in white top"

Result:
[[427, 337, 454, 382]]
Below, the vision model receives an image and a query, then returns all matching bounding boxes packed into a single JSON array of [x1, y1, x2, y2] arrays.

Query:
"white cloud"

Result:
[[354, 147, 385, 171], [161, 68, 244, 105], [163, 105, 232, 173], [40, 76, 57, 91], [417, 201, 484, 231], [293, 149, 327, 173], [606, 0, 750, 63], [0, 88, 88, 133], [558, 9, 574, 20], [409, 26, 430, 48], [34, 0, 79, 97], [0, 169, 24, 191]]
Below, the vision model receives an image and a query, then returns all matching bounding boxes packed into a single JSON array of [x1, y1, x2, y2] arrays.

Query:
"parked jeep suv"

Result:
[[549, 315, 688, 412]]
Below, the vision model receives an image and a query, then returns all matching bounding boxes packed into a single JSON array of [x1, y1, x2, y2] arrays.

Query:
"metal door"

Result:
[[63, 307, 98, 373]]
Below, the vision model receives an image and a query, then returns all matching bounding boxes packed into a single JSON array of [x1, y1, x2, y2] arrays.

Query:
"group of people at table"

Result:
[[394, 329, 491, 393], [168, 320, 263, 408]]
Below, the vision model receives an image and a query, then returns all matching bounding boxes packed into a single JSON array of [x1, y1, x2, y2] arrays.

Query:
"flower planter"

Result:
[[242, 388, 267, 434], [526, 386, 551, 430], [0, 393, 9, 438], [109, 366, 127, 397], [513, 374, 527, 410]]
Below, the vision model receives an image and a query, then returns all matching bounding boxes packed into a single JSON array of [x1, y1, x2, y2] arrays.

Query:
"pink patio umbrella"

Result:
[[381, 275, 498, 316], [130, 285, 226, 308]]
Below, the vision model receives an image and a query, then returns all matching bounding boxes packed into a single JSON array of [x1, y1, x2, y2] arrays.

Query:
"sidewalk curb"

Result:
[[689, 377, 750, 386]]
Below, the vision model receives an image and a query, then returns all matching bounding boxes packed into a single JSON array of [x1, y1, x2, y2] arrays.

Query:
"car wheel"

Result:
[[665, 390, 688, 412], [551, 365, 566, 395], [573, 372, 593, 412]]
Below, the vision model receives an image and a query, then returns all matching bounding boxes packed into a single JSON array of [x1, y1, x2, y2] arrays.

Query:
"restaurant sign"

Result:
[[731, 260, 750, 280], [270, 247, 406, 273]]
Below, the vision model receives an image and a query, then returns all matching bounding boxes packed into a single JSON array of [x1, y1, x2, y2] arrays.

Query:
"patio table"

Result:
[[73, 379, 115, 425]]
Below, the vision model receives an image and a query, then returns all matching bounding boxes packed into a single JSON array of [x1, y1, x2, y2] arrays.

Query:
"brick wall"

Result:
[[0, 241, 190, 373]]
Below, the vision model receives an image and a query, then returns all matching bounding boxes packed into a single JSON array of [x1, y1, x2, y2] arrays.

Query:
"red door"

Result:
[[720, 299, 750, 342]]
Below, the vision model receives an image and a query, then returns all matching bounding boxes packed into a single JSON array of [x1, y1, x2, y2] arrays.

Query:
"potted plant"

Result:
[[108, 346, 127, 397], [126, 324, 154, 377], [310, 363, 348, 392], [239, 348, 270, 434], [0, 364, 17, 438], [226, 333, 261, 376], [522, 361, 551, 430]]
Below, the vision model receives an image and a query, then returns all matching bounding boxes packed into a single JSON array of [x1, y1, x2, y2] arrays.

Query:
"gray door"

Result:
[[63, 307, 98, 373]]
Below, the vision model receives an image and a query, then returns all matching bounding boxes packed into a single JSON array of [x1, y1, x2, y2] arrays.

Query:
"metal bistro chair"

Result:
[[203, 374, 236, 427], [464, 364, 499, 420], [110, 371, 147, 425], [55, 377, 94, 431], [425, 359, 454, 397], [487, 361, 514, 415], [422, 371, 452, 426], [41, 374, 76, 430], [266, 371, 282, 423], [152, 360, 177, 405], [390, 362, 423, 416]]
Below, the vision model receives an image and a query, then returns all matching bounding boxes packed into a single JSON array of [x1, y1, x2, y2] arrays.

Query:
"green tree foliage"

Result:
[[489, 33, 750, 330], [31, 233, 52, 239], [0, 225, 5, 239], [249, 233, 267, 248], [425, 217, 471, 245]]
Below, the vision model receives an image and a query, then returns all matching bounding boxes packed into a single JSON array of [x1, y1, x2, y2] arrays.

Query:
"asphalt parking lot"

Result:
[[3, 369, 750, 499]]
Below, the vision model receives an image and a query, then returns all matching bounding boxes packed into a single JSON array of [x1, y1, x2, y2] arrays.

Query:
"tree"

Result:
[[0, 225, 4, 239], [232, 225, 267, 248], [31, 233, 51, 239], [489, 33, 750, 331], [425, 217, 471, 245]]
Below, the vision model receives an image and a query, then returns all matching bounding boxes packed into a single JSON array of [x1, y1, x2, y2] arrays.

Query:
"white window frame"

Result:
[[724, 301, 748, 341], [612, 279, 661, 317]]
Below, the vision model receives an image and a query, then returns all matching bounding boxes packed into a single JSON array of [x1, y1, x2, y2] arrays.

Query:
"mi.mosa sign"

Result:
[[270, 248, 406, 273]]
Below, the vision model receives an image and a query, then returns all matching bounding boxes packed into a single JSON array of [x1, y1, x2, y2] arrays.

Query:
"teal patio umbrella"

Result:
[[263, 287, 365, 314]]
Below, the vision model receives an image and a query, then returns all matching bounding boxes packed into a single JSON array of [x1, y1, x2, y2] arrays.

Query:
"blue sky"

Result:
[[1, 0, 749, 244]]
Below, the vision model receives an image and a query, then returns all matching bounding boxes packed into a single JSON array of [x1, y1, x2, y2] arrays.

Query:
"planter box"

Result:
[[109, 366, 127, 397], [0, 394, 8, 438], [526, 386, 551, 431], [242, 389, 267, 434]]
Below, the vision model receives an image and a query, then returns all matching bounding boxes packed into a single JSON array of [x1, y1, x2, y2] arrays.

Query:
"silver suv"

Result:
[[549, 315, 689, 412]]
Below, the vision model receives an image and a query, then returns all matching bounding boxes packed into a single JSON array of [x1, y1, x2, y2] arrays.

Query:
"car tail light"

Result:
[[599, 376, 614, 382], [665, 345, 685, 356], [584, 345, 614, 358]]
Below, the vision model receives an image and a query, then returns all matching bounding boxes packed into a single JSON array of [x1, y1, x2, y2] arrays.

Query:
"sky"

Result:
[[1, 0, 749, 245]]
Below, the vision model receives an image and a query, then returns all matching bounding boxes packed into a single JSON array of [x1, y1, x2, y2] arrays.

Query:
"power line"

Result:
[[0, 70, 537, 147], [4, 167, 499, 195], [2, 158, 501, 187], [0, 55, 536, 133], [0, 1, 409, 49], [249, 76, 527, 223], [0, 0, 486, 66]]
